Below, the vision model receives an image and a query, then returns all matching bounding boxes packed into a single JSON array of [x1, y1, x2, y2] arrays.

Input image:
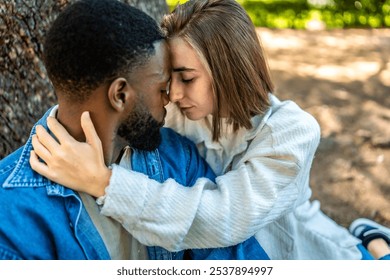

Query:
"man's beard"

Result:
[[117, 103, 165, 151]]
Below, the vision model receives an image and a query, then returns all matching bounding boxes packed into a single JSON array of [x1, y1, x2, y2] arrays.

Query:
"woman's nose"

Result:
[[169, 79, 184, 103]]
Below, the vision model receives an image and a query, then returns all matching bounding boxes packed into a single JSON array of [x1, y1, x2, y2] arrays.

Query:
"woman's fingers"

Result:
[[47, 116, 76, 145], [81, 111, 102, 149], [29, 150, 50, 178], [29, 114, 110, 196], [31, 134, 52, 163], [34, 124, 62, 158]]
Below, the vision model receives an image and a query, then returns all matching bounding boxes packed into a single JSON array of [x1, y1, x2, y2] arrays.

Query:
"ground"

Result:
[[259, 28, 390, 228]]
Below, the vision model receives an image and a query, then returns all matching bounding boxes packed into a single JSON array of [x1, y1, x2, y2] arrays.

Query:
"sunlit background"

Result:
[[167, 0, 390, 29]]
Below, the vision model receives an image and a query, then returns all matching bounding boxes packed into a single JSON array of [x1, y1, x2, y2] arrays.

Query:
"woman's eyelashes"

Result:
[[182, 78, 194, 83]]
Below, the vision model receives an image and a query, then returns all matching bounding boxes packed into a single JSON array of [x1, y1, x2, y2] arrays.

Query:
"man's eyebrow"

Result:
[[173, 67, 196, 72]]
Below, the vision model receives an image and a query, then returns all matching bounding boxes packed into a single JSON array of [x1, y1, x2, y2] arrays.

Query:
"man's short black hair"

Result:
[[43, 0, 164, 102]]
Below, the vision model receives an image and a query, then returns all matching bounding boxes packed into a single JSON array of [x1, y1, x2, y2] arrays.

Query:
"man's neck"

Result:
[[55, 104, 127, 166]]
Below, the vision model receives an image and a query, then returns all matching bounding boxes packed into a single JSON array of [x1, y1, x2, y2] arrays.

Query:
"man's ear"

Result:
[[107, 77, 135, 112]]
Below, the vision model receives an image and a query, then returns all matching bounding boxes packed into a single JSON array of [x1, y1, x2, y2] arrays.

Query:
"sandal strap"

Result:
[[362, 231, 390, 248]]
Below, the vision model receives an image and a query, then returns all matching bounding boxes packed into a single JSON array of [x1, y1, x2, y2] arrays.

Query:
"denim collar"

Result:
[[3, 106, 69, 196]]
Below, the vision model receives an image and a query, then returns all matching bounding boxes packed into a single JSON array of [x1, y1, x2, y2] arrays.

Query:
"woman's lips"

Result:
[[180, 106, 193, 112]]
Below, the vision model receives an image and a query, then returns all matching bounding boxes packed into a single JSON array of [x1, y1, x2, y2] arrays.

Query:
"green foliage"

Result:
[[166, 0, 390, 29], [166, 0, 189, 8], [242, 0, 390, 29]]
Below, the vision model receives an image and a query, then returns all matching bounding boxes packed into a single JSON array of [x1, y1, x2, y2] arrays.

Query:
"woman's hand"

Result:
[[29, 111, 111, 197]]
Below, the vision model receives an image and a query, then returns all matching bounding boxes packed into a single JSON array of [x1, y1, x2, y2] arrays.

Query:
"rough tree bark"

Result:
[[0, 0, 168, 159]]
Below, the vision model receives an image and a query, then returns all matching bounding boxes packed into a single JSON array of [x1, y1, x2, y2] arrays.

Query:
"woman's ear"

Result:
[[107, 77, 135, 112]]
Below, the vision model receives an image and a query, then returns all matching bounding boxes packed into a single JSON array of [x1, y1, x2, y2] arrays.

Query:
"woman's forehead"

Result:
[[169, 37, 202, 71]]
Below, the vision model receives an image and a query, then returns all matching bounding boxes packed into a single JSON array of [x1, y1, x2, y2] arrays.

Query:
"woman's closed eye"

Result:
[[182, 78, 194, 83]]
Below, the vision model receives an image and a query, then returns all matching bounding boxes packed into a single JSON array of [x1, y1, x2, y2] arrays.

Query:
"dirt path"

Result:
[[258, 28, 390, 228]]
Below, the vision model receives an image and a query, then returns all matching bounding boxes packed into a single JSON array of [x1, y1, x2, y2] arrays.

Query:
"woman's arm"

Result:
[[96, 103, 321, 251], [30, 103, 321, 251]]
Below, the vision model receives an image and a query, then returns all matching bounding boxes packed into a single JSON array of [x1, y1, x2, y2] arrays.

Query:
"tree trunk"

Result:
[[0, 0, 168, 159]]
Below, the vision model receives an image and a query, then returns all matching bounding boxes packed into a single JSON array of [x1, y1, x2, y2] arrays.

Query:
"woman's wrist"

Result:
[[92, 166, 112, 198]]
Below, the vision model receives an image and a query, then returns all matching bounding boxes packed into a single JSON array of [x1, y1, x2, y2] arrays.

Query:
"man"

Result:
[[0, 0, 268, 259]]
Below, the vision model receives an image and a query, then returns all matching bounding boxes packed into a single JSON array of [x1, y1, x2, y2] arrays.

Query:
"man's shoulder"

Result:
[[160, 126, 185, 139], [158, 127, 197, 163], [158, 127, 215, 184], [159, 127, 194, 149]]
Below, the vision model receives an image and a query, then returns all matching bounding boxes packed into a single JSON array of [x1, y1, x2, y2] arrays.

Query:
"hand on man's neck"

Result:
[[56, 98, 128, 166]]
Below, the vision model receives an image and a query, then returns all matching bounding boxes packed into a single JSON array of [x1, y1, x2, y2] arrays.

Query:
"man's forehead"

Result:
[[143, 64, 170, 82], [144, 42, 171, 82], [152, 71, 170, 82]]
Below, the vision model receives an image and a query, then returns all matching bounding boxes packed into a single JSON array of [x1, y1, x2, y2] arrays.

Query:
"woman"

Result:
[[30, 0, 390, 259]]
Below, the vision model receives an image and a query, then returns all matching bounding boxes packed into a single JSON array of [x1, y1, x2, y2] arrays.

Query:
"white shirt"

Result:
[[99, 95, 361, 259]]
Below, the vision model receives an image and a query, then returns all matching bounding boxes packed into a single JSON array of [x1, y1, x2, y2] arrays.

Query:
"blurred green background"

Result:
[[166, 0, 390, 29]]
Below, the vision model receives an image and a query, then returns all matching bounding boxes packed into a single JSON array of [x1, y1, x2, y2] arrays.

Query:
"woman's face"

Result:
[[168, 37, 214, 120]]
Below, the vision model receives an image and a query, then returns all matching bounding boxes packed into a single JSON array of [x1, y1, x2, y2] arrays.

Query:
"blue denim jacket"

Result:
[[0, 108, 269, 260]]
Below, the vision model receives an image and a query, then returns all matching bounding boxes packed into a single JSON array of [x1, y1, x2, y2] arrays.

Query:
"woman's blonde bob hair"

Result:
[[161, 0, 274, 141]]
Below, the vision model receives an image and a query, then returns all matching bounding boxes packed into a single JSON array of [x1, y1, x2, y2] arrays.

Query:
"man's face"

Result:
[[117, 99, 163, 151], [117, 41, 171, 151]]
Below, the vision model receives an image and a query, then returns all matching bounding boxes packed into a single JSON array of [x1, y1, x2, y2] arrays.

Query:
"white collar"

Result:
[[49, 104, 59, 118]]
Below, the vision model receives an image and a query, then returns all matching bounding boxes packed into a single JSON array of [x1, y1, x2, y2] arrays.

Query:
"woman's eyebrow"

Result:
[[173, 66, 196, 72]]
